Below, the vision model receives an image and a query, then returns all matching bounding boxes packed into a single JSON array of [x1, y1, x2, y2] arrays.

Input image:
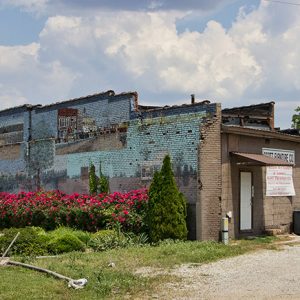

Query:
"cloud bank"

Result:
[[0, 1, 299, 128]]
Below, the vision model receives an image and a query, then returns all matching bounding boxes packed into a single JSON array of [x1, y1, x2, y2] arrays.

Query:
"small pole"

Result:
[[222, 217, 229, 245], [1, 232, 20, 259]]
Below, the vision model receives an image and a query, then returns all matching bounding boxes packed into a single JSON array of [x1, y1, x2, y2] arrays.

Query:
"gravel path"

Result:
[[152, 237, 300, 300]]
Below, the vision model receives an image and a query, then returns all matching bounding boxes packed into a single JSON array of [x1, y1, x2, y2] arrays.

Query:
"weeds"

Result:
[[0, 236, 281, 299]]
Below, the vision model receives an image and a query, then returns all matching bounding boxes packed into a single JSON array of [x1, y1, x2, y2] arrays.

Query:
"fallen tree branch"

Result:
[[6, 260, 87, 289], [1, 232, 87, 289], [1, 232, 20, 260]]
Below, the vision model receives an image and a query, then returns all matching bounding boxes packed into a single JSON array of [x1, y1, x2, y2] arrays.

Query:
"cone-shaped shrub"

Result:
[[147, 155, 187, 242]]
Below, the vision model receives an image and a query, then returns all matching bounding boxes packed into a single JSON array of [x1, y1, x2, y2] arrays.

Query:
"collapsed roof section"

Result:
[[138, 100, 279, 132], [222, 102, 275, 130]]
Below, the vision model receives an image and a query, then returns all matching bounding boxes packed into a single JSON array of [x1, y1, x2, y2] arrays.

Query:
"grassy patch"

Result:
[[0, 237, 279, 299]]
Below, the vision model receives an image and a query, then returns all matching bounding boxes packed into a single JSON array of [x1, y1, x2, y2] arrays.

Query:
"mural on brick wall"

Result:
[[0, 123, 23, 160], [0, 123, 23, 146], [58, 110, 208, 197], [0, 93, 216, 199], [56, 107, 128, 155], [57, 107, 98, 143], [0, 95, 218, 240]]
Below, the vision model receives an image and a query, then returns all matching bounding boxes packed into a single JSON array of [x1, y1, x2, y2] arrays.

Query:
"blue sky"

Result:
[[0, 0, 299, 128]]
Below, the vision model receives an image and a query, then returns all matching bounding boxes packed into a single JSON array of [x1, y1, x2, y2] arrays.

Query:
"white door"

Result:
[[240, 172, 252, 230]]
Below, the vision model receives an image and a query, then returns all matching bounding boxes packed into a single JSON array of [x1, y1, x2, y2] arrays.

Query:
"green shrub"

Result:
[[89, 230, 148, 251], [88, 229, 127, 251], [146, 155, 188, 242], [0, 227, 50, 256], [124, 232, 149, 246], [47, 233, 85, 254], [48, 226, 91, 245]]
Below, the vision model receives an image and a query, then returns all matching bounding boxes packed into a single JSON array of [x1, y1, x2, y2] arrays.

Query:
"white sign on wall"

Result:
[[262, 148, 295, 165], [266, 166, 295, 196]]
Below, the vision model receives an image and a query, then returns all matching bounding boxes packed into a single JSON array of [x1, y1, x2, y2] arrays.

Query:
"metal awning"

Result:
[[231, 152, 293, 166]]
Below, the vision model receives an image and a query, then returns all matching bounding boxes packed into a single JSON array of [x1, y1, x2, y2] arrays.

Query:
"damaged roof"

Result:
[[40, 90, 138, 110], [138, 100, 211, 113], [222, 102, 275, 130], [222, 102, 275, 117]]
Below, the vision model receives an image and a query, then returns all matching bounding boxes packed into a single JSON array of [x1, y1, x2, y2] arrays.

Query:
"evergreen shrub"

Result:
[[146, 155, 188, 242]]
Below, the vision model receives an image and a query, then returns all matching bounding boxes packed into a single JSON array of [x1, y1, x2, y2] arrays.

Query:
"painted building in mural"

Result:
[[0, 91, 300, 241], [0, 90, 219, 239]]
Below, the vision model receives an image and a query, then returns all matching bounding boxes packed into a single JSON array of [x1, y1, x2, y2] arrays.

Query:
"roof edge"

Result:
[[222, 125, 300, 143]]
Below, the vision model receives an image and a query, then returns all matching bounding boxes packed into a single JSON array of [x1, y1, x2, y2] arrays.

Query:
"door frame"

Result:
[[239, 170, 254, 232]]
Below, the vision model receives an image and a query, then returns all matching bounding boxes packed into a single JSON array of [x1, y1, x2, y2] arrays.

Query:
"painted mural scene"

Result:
[[1, 0, 300, 299]]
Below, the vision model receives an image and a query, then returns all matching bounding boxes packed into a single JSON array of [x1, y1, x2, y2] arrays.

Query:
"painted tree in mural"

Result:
[[98, 162, 109, 194], [146, 155, 187, 242], [292, 106, 300, 129], [89, 163, 98, 194]]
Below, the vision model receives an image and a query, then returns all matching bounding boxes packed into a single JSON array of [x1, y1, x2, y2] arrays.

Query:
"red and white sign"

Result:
[[266, 166, 295, 196]]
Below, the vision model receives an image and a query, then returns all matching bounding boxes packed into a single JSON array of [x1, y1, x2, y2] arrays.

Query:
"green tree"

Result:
[[292, 106, 300, 129], [98, 162, 109, 194], [89, 163, 98, 195], [147, 155, 188, 242]]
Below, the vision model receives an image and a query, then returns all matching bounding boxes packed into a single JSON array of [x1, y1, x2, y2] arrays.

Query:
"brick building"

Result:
[[0, 91, 299, 240]]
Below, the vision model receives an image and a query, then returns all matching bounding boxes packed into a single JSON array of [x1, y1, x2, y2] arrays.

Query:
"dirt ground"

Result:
[[142, 236, 300, 300]]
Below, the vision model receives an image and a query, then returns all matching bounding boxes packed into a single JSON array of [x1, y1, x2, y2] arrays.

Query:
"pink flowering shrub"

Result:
[[0, 189, 148, 233]]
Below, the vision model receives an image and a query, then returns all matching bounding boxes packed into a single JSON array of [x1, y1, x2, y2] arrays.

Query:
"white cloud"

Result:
[[0, 42, 77, 108], [0, 1, 299, 128], [36, 11, 261, 101], [229, 2, 300, 96], [0, 43, 39, 72], [0, 86, 28, 109]]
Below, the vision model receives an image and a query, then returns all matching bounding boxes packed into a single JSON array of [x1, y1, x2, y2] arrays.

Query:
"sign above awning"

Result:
[[262, 148, 295, 165], [231, 152, 293, 166]]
